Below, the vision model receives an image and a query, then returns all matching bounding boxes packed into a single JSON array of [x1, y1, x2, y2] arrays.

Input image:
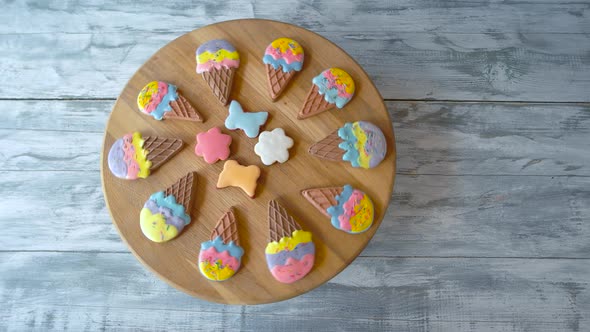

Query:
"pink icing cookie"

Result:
[[195, 127, 232, 164]]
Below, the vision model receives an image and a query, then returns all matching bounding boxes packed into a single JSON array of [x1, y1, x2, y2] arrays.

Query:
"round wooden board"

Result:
[[101, 19, 396, 304]]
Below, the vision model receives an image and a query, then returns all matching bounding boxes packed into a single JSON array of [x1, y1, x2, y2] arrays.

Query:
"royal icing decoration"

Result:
[[216, 160, 261, 198], [107, 132, 151, 180], [199, 236, 244, 281], [312, 68, 355, 109], [326, 185, 374, 234], [196, 39, 240, 74], [195, 127, 232, 164], [338, 121, 387, 169], [265, 230, 315, 284], [225, 100, 268, 138], [262, 38, 304, 73], [254, 128, 294, 165], [137, 81, 179, 120], [140, 191, 191, 243]]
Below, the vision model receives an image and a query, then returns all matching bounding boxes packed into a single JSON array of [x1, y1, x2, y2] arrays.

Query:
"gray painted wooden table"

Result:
[[1, 1, 588, 331]]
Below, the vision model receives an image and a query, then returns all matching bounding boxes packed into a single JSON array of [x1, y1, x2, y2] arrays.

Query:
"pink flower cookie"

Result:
[[195, 127, 232, 164]]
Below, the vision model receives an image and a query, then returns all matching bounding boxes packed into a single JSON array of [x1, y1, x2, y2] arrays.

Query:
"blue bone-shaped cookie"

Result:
[[225, 100, 268, 138]]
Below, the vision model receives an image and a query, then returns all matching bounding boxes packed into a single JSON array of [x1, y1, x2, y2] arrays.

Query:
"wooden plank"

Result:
[[3, 100, 589, 176], [1, 31, 589, 101], [3, 0, 589, 34], [1, 171, 588, 258], [1, 252, 588, 330], [391, 101, 590, 176], [1, 100, 111, 132], [1, 306, 573, 332]]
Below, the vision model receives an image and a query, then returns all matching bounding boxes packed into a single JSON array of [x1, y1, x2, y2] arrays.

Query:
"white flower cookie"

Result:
[[254, 128, 294, 165]]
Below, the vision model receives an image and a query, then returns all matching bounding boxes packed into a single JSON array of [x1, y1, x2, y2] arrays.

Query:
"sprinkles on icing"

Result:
[[312, 68, 355, 108], [263, 38, 304, 73]]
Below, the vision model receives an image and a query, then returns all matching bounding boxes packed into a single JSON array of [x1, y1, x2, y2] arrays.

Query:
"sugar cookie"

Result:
[[198, 208, 244, 281], [216, 160, 261, 198], [108, 132, 183, 180], [137, 81, 202, 121], [140, 172, 196, 243], [225, 100, 268, 138], [299, 68, 355, 119], [309, 121, 387, 169], [262, 38, 304, 100], [195, 127, 232, 164], [196, 39, 239, 105], [265, 200, 315, 283], [254, 128, 294, 165], [302, 185, 374, 234]]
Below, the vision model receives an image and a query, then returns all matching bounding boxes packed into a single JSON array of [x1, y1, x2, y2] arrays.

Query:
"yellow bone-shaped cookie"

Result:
[[216, 160, 261, 198]]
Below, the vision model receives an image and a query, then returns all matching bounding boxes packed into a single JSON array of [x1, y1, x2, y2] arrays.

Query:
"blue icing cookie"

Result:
[[225, 100, 268, 138], [149, 191, 190, 225], [201, 236, 244, 259]]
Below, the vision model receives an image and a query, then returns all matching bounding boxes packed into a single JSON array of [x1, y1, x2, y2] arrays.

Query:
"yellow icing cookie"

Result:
[[265, 230, 313, 254], [139, 208, 179, 243], [198, 261, 236, 281]]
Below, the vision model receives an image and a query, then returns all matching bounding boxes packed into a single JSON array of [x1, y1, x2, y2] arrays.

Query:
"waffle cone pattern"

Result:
[[163, 93, 203, 122], [143, 136, 183, 170], [211, 208, 240, 246], [164, 172, 196, 212], [268, 200, 301, 242], [308, 131, 345, 162], [301, 187, 343, 217], [266, 64, 296, 100], [202, 67, 235, 105], [298, 84, 334, 119]]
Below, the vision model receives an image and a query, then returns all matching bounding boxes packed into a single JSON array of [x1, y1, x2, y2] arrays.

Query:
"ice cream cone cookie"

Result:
[[137, 81, 203, 122], [196, 39, 239, 105], [302, 185, 374, 234], [195, 127, 232, 164], [265, 200, 315, 284], [216, 160, 261, 198], [298, 68, 355, 119], [140, 172, 196, 243], [262, 38, 304, 100], [198, 208, 244, 281], [225, 100, 269, 138], [107, 132, 183, 180], [309, 121, 387, 169], [254, 128, 294, 166]]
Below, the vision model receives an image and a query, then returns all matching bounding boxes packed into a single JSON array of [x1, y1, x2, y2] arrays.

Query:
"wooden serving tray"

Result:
[[101, 19, 396, 304]]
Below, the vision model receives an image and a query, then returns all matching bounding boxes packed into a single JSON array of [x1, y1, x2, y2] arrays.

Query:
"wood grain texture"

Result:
[[3, 0, 589, 34], [3, 31, 589, 101], [1, 171, 588, 259], [4, 100, 589, 175], [2, 1, 588, 101], [2, 0, 590, 329], [101, 20, 395, 304], [2, 252, 588, 331]]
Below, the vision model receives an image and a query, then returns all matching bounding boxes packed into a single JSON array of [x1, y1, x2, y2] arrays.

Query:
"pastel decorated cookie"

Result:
[[308, 121, 387, 169], [254, 128, 294, 165], [196, 39, 240, 105], [140, 172, 196, 242], [262, 38, 304, 100], [107, 131, 183, 180], [225, 100, 268, 138], [298, 68, 355, 119], [137, 81, 202, 121], [198, 208, 244, 281], [195, 127, 232, 164], [265, 200, 315, 284], [216, 160, 261, 198], [302, 185, 374, 234]]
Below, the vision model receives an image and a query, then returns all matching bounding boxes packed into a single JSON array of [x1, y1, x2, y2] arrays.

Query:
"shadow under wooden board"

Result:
[[100, 19, 396, 304]]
